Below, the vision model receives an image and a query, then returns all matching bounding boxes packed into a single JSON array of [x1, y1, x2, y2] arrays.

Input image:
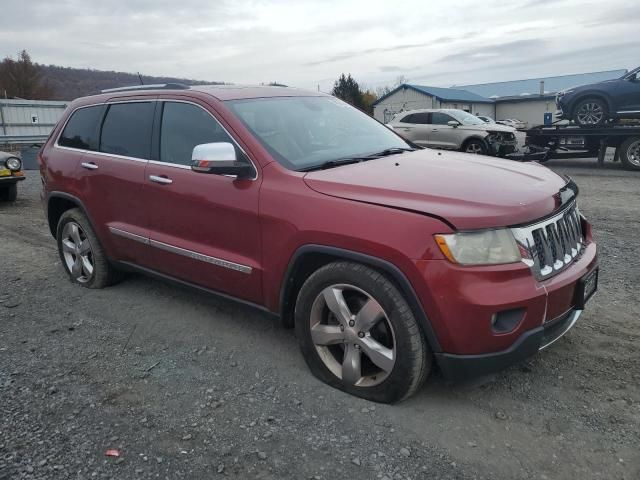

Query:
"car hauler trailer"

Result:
[[514, 124, 640, 171]]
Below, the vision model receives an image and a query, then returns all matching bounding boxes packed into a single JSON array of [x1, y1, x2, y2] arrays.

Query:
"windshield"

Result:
[[623, 66, 640, 79], [448, 110, 485, 126], [226, 96, 410, 170]]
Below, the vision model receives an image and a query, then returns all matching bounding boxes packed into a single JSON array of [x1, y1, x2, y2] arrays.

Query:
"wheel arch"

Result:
[[279, 244, 442, 353], [461, 135, 489, 152], [569, 92, 613, 118], [47, 192, 95, 239]]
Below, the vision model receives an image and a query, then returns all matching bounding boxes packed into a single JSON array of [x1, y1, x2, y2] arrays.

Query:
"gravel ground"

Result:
[[1, 158, 639, 480]]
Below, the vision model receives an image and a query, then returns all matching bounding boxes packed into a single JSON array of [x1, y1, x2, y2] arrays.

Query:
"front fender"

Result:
[[278, 244, 443, 352]]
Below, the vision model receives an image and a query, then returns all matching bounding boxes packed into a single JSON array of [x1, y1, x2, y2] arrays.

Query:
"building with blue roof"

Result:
[[456, 69, 627, 99], [372, 68, 629, 127], [372, 83, 497, 123]]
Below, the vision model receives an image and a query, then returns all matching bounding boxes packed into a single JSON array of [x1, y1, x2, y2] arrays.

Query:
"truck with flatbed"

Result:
[[516, 124, 640, 171]]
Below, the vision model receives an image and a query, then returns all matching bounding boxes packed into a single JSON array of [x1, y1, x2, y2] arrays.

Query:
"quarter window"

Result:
[[58, 106, 103, 150], [100, 102, 154, 159], [159, 102, 239, 166]]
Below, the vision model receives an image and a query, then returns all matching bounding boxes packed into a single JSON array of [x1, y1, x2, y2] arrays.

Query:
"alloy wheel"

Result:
[[61, 221, 94, 283], [309, 284, 396, 387], [576, 102, 604, 125], [465, 142, 484, 154]]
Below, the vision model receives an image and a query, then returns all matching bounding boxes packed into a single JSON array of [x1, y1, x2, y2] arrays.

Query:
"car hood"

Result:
[[303, 150, 570, 230], [566, 78, 618, 93]]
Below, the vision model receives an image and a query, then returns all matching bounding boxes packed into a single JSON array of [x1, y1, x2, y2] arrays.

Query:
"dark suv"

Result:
[[557, 66, 640, 126], [39, 84, 598, 403]]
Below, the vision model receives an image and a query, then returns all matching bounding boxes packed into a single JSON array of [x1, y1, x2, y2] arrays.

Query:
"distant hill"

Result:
[[40, 64, 224, 101]]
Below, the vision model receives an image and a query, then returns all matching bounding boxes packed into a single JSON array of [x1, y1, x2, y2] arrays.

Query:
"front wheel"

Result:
[[573, 97, 608, 126], [295, 262, 431, 403], [619, 136, 640, 171], [463, 139, 487, 155]]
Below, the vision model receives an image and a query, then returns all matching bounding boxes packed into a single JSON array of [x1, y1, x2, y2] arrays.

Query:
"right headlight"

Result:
[[435, 229, 521, 265], [5, 157, 21, 171]]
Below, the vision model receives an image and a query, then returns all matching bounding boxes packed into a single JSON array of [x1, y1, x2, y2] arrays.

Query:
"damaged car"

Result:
[[387, 109, 518, 156]]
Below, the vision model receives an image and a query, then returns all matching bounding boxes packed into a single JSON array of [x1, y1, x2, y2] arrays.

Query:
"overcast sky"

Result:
[[2, 0, 638, 91]]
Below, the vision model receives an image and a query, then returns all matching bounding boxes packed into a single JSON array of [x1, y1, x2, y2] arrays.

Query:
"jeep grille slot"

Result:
[[512, 203, 584, 280]]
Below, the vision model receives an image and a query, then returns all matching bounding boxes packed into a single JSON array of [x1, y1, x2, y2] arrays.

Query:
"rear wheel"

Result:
[[0, 183, 17, 202], [295, 262, 431, 403], [56, 208, 122, 288], [573, 97, 608, 126], [463, 139, 487, 155], [619, 136, 640, 171]]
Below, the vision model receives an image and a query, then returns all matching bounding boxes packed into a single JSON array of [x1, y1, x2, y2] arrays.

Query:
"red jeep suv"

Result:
[[39, 84, 598, 403]]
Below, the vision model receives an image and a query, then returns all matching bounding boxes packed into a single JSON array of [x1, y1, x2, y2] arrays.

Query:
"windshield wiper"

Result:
[[299, 158, 368, 172], [299, 147, 414, 172], [364, 147, 414, 158]]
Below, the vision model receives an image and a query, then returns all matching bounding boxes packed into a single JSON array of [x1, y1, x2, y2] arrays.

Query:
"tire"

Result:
[[619, 136, 640, 171], [295, 261, 431, 403], [0, 183, 17, 202], [56, 208, 122, 288], [573, 97, 608, 126], [462, 139, 487, 155]]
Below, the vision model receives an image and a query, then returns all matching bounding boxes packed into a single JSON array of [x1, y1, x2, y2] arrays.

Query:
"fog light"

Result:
[[491, 308, 525, 334]]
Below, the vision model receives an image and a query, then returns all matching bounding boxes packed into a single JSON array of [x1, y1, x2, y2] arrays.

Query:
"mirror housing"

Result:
[[191, 142, 255, 179], [447, 120, 461, 128]]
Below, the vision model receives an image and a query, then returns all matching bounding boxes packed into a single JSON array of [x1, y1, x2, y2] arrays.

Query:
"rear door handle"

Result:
[[149, 175, 173, 185], [81, 162, 98, 170]]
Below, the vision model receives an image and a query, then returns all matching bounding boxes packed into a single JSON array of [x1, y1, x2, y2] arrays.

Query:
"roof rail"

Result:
[[100, 83, 190, 94]]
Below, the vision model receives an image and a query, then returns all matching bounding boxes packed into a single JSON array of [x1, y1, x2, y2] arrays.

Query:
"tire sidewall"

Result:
[[56, 209, 100, 288], [573, 98, 608, 126], [295, 262, 429, 403], [463, 139, 487, 155], [620, 136, 640, 171]]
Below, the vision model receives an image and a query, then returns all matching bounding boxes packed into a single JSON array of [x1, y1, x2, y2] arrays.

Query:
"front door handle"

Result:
[[149, 175, 173, 185], [81, 162, 98, 170]]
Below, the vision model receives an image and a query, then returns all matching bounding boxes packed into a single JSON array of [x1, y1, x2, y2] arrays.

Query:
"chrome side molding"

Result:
[[108, 226, 252, 274]]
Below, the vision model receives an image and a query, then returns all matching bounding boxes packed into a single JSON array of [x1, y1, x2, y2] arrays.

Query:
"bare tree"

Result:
[[375, 75, 409, 99]]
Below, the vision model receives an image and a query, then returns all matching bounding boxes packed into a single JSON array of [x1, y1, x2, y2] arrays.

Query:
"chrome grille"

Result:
[[511, 203, 584, 280]]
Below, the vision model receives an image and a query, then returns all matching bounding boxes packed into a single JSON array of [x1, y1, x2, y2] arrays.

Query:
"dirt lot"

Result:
[[1, 159, 639, 480]]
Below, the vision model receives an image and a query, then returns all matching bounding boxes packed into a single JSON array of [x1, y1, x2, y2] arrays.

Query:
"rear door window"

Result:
[[58, 106, 104, 150], [99, 102, 154, 159], [400, 113, 430, 124]]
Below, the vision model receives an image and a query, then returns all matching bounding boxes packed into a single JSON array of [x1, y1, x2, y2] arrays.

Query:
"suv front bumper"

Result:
[[412, 234, 597, 380], [435, 308, 581, 380]]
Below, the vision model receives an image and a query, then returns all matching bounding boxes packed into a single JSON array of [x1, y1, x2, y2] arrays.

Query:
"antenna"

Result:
[[138, 72, 144, 85]]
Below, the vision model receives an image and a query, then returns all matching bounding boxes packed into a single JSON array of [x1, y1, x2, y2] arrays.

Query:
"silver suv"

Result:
[[387, 109, 518, 157]]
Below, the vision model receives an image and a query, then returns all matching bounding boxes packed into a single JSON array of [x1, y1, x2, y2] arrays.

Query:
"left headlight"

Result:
[[557, 89, 574, 99], [435, 229, 521, 265], [6, 157, 21, 171]]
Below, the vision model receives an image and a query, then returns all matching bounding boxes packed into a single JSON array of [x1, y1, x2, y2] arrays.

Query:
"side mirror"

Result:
[[447, 120, 460, 128], [191, 142, 255, 179]]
